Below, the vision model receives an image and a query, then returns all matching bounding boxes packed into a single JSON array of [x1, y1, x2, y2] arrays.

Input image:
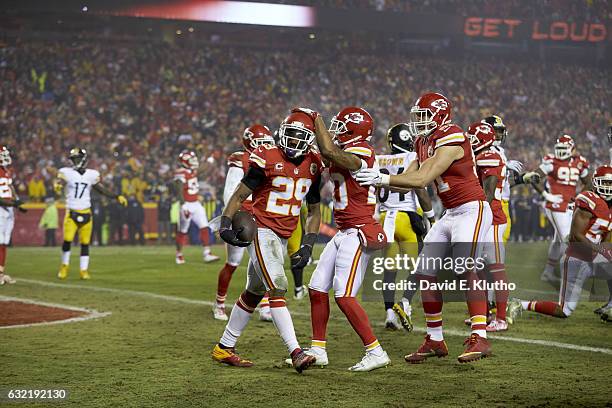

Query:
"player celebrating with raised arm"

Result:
[[213, 124, 275, 321], [295, 106, 390, 372], [55, 148, 127, 280], [174, 150, 220, 265], [0, 146, 26, 285], [530, 135, 590, 283], [211, 111, 323, 373], [508, 165, 612, 320], [356, 92, 494, 363]]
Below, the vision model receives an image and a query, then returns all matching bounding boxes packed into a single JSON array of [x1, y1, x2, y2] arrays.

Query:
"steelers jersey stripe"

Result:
[[435, 133, 465, 148], [344, 146, 372, 157]]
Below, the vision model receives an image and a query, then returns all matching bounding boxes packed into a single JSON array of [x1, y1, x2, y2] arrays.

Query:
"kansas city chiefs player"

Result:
[[174, 150, 220, 264], [531, 135, 590, 282], [294, 106, 390, 372], [211, 111, 323, 373], [357, 92, 494, 363], [508, 165, 612, 320], [0, 146, 26, 285], [213, 124, 274, 321]]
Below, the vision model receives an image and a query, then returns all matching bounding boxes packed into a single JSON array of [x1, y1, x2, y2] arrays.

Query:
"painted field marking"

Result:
[[0, 294, 111, 330], [15, 278, 612, 355]]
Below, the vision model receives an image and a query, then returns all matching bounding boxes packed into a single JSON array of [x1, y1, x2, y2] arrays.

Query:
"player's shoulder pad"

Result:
[[344, 141, 374, 159], [57, 167, 70, 179], [249, 144, 279, 169], [227, 151, 246, 168], [88, 168, 101, 181], [476, 151, 502, 167], [433, 123, 465, 149], [575, 191, 599, 212]]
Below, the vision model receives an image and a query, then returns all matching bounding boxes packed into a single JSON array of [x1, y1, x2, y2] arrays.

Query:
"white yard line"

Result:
[[14, 278, 612, 355], [0, 294, 111, 330]]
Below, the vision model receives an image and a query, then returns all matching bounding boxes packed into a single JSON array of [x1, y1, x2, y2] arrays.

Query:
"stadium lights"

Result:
[[82, 6, 88, 12], [188, 27, 194, 33], [309, 33, 315, 39], [176, 29, 182, 35]]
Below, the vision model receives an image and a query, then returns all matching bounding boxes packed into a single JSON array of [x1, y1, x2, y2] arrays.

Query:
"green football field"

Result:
[[1, 243, 610, 407]]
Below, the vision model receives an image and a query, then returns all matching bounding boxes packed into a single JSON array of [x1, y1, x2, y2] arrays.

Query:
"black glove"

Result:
[[290, 233, 317, 269], [219, 215, 250, 248], [13, 199, 27, 213], [17, 206, 27, 213]]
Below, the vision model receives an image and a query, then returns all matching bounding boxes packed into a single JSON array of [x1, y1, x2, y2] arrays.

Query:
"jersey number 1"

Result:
[[74, 182, 88, 199]]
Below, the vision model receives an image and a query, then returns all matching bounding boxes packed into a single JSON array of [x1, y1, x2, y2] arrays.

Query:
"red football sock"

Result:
[[335, 297, 377, 347], [216, 263, 237, 304], [465, 271, 488, 335], [527, 301, 564, 317], [176, 232, 188, 250], [419, 274, 444, 339], [490, 265, 508, 320], [309, 289, 330, 345], [0, 245, 6, 268], [199, 228, 210, 246]]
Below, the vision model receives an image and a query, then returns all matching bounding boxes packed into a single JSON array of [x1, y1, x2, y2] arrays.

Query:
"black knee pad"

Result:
[[62, 241, 71, 252], [81, 245, 90, 256]]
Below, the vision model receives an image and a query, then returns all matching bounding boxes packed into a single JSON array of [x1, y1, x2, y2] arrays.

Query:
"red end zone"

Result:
[[0, 297, 110, 329]]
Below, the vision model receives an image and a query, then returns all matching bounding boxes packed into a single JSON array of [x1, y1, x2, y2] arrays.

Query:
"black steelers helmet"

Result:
[[69, 147, 88, 170], [387, 123, 415, 154], [482, 115, 507, 146]]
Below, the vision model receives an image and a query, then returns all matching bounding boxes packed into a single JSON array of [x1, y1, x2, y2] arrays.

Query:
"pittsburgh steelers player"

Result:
[[55, 148, 127, 279]]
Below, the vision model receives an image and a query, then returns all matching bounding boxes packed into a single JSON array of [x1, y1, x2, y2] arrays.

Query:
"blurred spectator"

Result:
[[170, 200, 180, 241], [92, 196, 106, 246], [157, 191, 172, 244], [27, 173, 46, 202], [108, 200, 126, 245], [127, 194, 145, 245], [38, 197, 58, 246]]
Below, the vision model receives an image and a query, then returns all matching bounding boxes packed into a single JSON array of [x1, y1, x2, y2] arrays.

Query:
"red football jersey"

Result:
[[174, 168, 199, 202], [566, 191, 611, 261], [0, 167, 13, 200], [475, 150, 507, 225], [227, 151, 253, 212], [249, 145, 323, 238], [540, 154, 589, 212], [415, 123, 486, 209], [330, 141, 377, 230]]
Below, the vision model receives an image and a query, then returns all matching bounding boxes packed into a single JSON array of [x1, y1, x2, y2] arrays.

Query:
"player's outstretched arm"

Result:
[[529, 168, 547, 194], [291, 177, 322, 269], [93, 183, 127, 206], [313, 115, 362, 171], [483, 175, 498, 204], [222, 182, 252, 220], [173, 179, 185, 205]]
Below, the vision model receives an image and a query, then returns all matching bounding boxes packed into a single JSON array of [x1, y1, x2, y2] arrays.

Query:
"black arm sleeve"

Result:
[[305, 174, 322, 204], [241, 166, 266, 191]]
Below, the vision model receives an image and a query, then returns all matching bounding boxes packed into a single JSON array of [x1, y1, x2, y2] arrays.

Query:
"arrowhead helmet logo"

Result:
[[430, 98, 448, 112], [343, 112, 365, 124]]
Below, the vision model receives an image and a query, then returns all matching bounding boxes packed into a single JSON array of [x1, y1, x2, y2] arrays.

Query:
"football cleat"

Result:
[[285, 347, 328, 367], [293, 285, 307, 300], [259, 306, 273, 322], [203, 253, 220, 263], [404, 335, 448, 364], [79, 270, 91, 280], [57, 264, 69, 280], [594, 304, 609, 315], [486, 319, 508, 332], [600, 306, 612, 323], [211, 344, 254, 367], [0, 273, 16, 285], [385, 309, 402, 331], [291, 350, 316, 373], [506, 298, 523, 325], [458, 334, 492, 363], [212, 304, 228, 321], [175, 253, 185, 265], [392, 299, 413, 332], [348, 351, 390, 372]]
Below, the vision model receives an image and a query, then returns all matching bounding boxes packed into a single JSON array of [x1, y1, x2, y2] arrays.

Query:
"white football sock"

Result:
[[203, 246, 211, 256], [80, 255, 89, 271], [427, 326, 444, 342], [220, 305, 253, 348], [61, 251, 71, 265], [521, 301, 530, 310], [385, 309, 395, 320], [270, 304, 300, 354]]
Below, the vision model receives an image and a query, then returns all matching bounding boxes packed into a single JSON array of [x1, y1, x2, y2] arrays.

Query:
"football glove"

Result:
[[355, 168, 389, 187], [117, 195, 128, 207], [219, 215, 250, 248], [506, 160, 524, 174], [13, 198, 27, 213], [291, 107, 320, 122], [542, 191, 563, 204], [522, 171, 541, 184], [290, 233, 317, 269]]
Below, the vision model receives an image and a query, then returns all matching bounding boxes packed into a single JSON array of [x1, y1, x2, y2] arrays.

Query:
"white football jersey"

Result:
[[491, 145, 511, 201], [58, 167, 100, 210], [376, 152, 418, 212]]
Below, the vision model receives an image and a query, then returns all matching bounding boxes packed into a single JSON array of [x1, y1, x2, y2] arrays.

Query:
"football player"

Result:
[[211, 111, 323, 373], [55, 148, 127, 279], [213, 124, 275, 321], [508, 165, 612, 320], [174, 150, 220, 264], [0, 146, 26, 285], [530, 135, 590, 283], [377, 123, 435, 331], [298, 106, 391, 372], [357, 92, 494, 363]]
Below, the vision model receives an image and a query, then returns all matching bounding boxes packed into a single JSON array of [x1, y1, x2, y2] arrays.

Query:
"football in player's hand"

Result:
[[232, 211, 257, 243]]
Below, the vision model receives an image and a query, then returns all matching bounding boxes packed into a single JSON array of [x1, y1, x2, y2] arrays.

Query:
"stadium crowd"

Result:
[[0, 39, 609, 241]]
